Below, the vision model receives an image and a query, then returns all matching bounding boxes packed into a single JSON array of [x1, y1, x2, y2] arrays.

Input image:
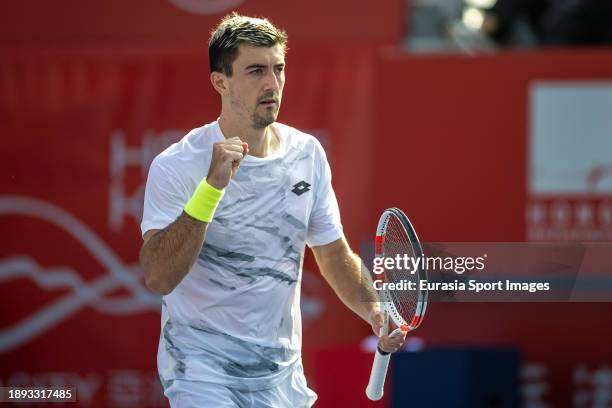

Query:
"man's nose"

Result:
[[262, 70, 280, 92]]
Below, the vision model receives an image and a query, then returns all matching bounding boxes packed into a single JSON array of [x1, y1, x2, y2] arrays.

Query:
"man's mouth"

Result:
[[259, 98, 277, 106]]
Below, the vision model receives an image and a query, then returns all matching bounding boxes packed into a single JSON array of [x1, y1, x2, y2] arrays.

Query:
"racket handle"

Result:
[[366, 347, 391, 401]]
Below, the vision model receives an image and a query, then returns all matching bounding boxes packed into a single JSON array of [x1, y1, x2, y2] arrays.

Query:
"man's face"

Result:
[[226, 44, 286, 129]]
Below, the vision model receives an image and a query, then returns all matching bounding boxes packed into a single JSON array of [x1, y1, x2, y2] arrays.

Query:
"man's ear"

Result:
[[210, 71, 229, 96]]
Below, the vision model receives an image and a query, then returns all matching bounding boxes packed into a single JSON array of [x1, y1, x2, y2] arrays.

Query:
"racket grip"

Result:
[[365, 347, 391, 401]]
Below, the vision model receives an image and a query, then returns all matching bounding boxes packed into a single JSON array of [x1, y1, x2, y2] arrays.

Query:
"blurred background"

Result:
[[1, 0, 612, 407]]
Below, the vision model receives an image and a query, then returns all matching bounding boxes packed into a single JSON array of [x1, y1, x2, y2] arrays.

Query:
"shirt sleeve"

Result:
[[306, 141, 344, 247], [140, 156, 190, 238]]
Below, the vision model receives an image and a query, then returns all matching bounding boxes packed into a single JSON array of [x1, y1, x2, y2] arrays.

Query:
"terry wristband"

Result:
[[184, 178, 225, 223]]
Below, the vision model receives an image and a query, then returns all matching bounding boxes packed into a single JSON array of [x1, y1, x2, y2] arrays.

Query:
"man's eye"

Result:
[[275, 67, 284, 73], [250, 69, 263, 75]]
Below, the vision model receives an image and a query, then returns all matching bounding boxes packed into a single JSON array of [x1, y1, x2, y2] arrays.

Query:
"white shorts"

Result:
[[164, 364, 317, 408]]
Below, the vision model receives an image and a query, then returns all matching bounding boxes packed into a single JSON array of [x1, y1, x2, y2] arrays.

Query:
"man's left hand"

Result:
[[369, 308, 408, 353]]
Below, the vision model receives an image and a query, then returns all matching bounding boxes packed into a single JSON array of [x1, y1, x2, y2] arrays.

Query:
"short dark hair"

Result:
[[208, 13, 288, 76]]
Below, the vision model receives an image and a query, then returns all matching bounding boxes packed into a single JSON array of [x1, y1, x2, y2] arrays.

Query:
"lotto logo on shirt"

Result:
[[291, 181, 311, 196]]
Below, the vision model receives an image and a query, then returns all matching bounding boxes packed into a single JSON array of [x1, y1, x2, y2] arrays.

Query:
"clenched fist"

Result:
[[207, 137, 249, 190]]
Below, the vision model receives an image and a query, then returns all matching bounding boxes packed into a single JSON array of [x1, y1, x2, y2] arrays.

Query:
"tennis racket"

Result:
[[365, 207, 428, 401]]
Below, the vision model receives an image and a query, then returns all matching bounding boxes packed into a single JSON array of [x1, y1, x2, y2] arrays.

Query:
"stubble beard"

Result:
[[251, 106, 278, 129]]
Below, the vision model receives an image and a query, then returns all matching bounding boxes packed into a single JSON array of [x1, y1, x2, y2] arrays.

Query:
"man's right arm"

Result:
[[139, 212, 208, 295], [139, 136, 248, 296]]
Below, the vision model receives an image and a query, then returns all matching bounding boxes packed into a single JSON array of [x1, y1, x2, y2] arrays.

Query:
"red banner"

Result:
[[1, 0, 404, 47], [373, 49, 612, 407]]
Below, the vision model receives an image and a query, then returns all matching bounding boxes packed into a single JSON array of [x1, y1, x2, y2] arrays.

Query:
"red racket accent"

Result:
[[375, 235, 385, 255], [409, 315, 422, 328]]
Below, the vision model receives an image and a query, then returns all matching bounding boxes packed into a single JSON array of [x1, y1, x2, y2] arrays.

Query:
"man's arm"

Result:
[[311, 237, 407, 353], [139, 213, 208, 295], [139, 137, 248, 295]]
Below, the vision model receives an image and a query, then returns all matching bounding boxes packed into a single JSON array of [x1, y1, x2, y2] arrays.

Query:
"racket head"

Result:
[[374, 207, 428, 331]]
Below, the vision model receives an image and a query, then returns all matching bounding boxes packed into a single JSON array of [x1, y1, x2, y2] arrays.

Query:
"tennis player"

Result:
[[139, 13, 407, 407]]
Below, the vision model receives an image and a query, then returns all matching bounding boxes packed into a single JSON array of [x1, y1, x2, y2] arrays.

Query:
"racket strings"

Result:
[[383, 215, 420, 324]]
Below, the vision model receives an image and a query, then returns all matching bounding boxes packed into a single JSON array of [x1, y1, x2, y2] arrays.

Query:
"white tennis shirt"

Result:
[[141, 121, 343, 391]]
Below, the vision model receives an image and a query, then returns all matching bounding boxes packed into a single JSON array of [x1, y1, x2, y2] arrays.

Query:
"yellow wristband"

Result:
[[184, 178, 225, 223]]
